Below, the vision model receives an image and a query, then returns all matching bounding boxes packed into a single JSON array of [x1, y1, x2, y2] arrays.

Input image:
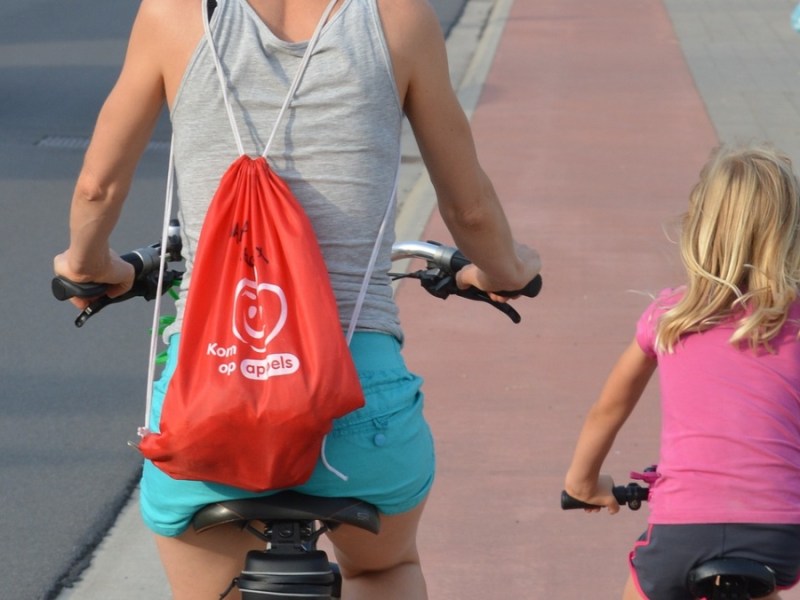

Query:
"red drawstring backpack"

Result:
[[137, 0, 387, 491]]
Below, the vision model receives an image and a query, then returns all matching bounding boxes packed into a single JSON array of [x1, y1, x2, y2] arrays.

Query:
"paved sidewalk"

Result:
[[666, 0, 800, 162], [58, 1, 800, 598]]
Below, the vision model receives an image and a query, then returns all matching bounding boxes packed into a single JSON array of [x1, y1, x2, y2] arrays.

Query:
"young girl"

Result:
[[564, 144, 800, 600]]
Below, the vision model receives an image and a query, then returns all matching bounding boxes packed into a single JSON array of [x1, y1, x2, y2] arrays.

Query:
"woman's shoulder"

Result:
[[135, 0, 205, 49], [132, 0, 206, 104], [375, 0, 446, 57], [376, 0, 439, 20], [138, 0, 202, 24]]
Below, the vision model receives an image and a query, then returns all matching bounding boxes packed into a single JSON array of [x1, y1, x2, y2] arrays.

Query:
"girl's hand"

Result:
[[564, 473, 621, 514]]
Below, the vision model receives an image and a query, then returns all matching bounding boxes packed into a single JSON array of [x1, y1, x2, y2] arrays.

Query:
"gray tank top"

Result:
[[165, 0, 404, 341]]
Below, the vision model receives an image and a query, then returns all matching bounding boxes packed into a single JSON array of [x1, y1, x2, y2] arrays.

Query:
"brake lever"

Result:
[[72, 269, 182, 328], [452, 285, 522, 324], [73, 283, 145, 328], [399, 269, 521, 323]]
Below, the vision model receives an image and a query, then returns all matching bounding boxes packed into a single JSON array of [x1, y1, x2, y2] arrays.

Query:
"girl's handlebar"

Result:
[[560, 467, 656, 512], [560, 483, 650, 511]]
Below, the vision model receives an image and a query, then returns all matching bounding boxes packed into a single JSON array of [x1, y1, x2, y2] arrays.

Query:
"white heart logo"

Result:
[[231, 278, 287, 353]]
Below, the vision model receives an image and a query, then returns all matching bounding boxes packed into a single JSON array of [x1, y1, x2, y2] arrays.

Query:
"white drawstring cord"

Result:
[[344, 158, 399, 345], [141, 137, 176, 436], [202, 0, 245, 156], [326, 158, 401, 480], [320, 435, 349, 481]]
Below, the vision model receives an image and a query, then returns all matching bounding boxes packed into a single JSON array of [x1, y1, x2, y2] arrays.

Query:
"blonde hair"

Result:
[[656, 144, 800, 352]]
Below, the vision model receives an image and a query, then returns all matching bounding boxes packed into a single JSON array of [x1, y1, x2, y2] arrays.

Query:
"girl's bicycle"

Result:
[[52, 227, 541, 599], [561, 469, 778, 600]]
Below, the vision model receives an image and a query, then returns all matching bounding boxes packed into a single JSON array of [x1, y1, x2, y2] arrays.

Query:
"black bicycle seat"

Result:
[[192, 491, 381, 535], [688, 557, 776, 599]]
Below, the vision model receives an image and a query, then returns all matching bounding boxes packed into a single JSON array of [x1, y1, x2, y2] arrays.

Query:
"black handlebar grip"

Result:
[[498, 274, 542, 298], [448, 249, 472, 272], [560, 487, 632, 510], [51, 244, 162, 301], [448, 250, 542, 298], [51, 278, 108, 301], [561, 490, 600, 510]]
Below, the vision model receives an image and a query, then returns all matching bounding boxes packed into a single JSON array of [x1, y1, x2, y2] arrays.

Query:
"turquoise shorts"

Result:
[[140, 332, 435, 537]]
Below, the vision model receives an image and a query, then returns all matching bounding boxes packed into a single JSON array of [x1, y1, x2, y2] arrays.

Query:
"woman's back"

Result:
[[168, 0, 404, 339]]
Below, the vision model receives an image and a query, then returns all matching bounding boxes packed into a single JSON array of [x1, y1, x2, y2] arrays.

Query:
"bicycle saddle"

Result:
[[192, 491, 381, 535], [687, 558, 776, 599]]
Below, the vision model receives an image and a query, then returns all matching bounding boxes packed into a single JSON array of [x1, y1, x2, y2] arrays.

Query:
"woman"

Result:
[[53, 1, 541, 598]]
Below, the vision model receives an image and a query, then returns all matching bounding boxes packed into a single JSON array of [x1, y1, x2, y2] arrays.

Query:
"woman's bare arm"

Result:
[[380, 0, 541, 293]]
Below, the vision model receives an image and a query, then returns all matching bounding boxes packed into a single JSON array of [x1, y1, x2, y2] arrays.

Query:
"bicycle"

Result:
[[52, 227, 542, 599], [560, 468, 778, 600]]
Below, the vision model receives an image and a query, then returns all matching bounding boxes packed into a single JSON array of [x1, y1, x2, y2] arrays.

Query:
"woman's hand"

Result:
[[455, 242, 541, 302], [53, 250, 135, 310]]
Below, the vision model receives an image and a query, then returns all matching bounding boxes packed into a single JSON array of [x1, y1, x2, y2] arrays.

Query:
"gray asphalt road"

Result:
[[0, 1, 466, 598]]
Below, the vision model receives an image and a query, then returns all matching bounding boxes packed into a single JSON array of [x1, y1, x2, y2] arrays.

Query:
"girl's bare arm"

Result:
[[564, 340, 657, 512]]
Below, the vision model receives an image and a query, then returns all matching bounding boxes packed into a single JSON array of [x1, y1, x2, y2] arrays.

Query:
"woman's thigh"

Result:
[[327, 499, 428, 575]]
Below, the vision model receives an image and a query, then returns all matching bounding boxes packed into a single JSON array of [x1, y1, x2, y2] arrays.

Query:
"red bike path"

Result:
[[396, 1, 719, 597]]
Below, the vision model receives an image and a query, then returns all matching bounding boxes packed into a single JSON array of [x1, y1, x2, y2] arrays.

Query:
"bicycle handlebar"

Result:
[[560, 483, 649, 511], [53, 233, 541, 326], [560, 467, 655, 511], [51, 244, 163, 302], [389, 240, 541, 323], [52, 221, 183, 327], [390, 241, 542, 299]]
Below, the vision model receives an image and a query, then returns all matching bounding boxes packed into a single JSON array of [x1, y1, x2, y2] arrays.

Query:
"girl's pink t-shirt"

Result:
[[636, 288, 800, 524]]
